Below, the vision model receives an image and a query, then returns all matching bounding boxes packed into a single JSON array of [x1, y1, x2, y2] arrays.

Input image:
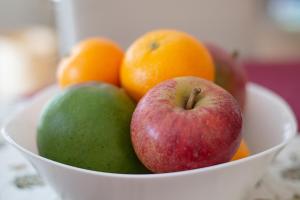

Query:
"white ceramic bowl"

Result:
[[2, 83, 297, 200]]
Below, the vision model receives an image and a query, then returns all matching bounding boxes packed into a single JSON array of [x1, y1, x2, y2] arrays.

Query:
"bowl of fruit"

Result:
[[2, 30, 297, 200]]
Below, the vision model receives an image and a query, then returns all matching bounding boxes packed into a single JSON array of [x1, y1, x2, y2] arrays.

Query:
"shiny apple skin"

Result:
[[131, 76, 242, 173]]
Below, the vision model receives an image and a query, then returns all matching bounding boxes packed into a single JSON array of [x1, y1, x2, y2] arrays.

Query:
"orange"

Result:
[[232, 139, 250, 161], [57, 38, 124, 88], [120, 29, 215, 101]]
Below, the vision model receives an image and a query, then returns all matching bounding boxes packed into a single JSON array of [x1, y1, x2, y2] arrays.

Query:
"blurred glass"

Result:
[[51, 0, 300, 60]]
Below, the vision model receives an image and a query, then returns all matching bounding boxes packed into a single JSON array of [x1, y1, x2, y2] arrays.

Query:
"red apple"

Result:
[[131, 76, 242, 173], [205, 43, 247, 108]]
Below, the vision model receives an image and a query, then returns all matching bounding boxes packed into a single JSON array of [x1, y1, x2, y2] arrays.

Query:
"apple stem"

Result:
[[185, 88, 202, 110], [231, 50, 239, 59]]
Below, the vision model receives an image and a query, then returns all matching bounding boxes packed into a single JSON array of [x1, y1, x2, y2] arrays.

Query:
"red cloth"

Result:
[[244, 60, 300, 130]]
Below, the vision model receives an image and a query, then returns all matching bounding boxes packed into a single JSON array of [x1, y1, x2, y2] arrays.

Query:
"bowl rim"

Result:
[[1, 83, 298, 179]]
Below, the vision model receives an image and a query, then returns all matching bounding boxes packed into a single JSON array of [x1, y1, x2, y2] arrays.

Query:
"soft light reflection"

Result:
[[146, 125, 159, 140]]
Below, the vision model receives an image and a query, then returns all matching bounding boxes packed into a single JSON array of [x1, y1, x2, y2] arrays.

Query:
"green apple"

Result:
[[37, 83, 148, 174]]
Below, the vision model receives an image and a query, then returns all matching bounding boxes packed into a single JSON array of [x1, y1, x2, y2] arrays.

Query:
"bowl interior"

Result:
[[243, 84, 297, 153], [2, 83, 297, 164]]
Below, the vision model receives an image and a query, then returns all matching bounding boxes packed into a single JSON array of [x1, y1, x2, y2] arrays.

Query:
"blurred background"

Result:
[[0, 0, 299, 125], [0, 1, 299, 199]]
